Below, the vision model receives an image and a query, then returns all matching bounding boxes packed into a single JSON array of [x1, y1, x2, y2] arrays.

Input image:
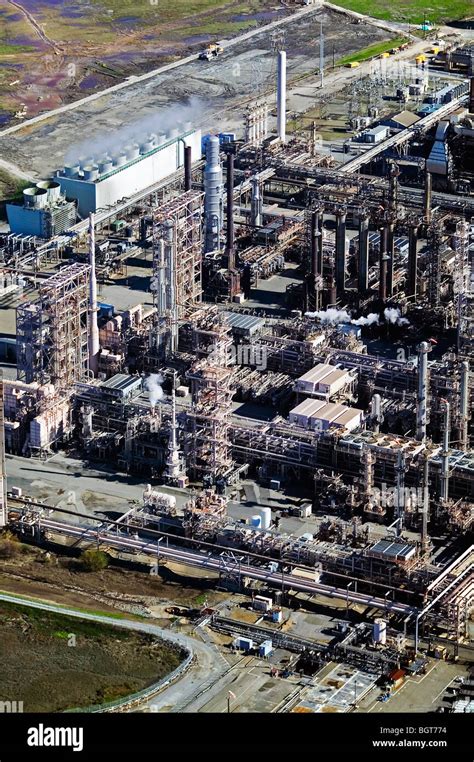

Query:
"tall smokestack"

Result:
[[88, 213, 100, 377], [421, 454, 430, 555], [250, 176, 262, 227], [424, 170, 432, 224], [407, 224, 418, 298], [335, 209, 347, 297], [277, 51, 287, 143], [358, 211, 369, 292], [416, 341, 431, 442], [386, 222, 395, 297], [225, 152, 235, 269], [204, 136, 223, 253], [440, 400, 450, 502], [378, 225, 387, 302], [0, 371, 6, 527], [459, 360, 470, 450], [184, 145, 192, 191]]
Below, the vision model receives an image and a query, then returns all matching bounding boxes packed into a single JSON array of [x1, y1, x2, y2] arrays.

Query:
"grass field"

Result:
[[336, 37, 408, 66], [333, 0, 473, 24]]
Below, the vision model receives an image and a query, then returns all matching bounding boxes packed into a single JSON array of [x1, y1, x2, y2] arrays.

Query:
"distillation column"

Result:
[[459, 361, 470, 450], [386, 221, 395, 298], [204, 136, 224, 253], [378, 225, 388, 302], [407, 223, 418, 299], [250, 176, 263, 228]]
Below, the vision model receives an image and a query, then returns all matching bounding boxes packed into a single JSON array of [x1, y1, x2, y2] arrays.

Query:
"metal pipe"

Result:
[[184, 145, 192, 191], [0, 370, 6, 527], [277, 51, 287, 143], [225, 152, 235, 269], [416, 341, 431, 442], [358, 212, 369, 292], [459, 361, 469, 450], [386, 222, 395, 297], [407, 224, 418, 298], [335, 210, 346, 296], [88, 212, 100, 377], [440, 400, 450, 502], [424, 170, 432, 224], [421, 454, 430, 555], [250, 176, 262, 227]]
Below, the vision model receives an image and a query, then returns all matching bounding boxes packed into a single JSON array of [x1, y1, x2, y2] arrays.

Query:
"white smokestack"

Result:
[[277, 51, 287, 143]]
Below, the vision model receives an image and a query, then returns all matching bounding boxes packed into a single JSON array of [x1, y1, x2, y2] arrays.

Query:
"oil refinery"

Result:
[[0, 2, 473, 729]]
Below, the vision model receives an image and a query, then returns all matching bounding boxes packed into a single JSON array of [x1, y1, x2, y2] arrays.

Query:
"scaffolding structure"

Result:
[[185, 309, 234, 482], [16, 263, 90, 388], [150, 190, 204, 358]]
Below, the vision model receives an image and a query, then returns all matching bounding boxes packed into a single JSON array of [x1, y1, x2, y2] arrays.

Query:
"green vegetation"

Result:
[[179, 19, 258, 36], [80, 548, 110, 572], [0, 43, 36, 56], [334, 0, 473, 24], [336, 38, 408, 66], [0, 600, 185, 711], [0, 170, 30, 203]]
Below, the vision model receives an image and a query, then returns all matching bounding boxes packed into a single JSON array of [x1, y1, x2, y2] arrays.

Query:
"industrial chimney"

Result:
[[88, 213, 100, 376], [277, 51, 287, 143], [204, 136, 224, 253]]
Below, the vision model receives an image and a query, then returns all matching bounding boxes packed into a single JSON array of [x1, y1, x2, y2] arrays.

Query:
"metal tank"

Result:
[[82, 165, 99, 181], [98, 157, 113, 174], [23, 187, 47, 209], [63, 164, 80, 178], [36, 180, 61, 203]]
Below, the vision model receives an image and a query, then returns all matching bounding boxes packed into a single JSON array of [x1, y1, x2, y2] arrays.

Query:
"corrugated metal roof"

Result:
[[223, 311, 264, 332], [101, 373, 141, 391], [297, 363, 348, 386], [369, 539, 416, 560]]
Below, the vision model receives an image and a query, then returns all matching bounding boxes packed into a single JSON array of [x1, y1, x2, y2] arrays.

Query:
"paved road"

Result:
[[0, 590, 228, 713]]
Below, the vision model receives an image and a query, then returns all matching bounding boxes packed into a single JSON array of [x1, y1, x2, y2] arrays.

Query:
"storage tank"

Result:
[[140, 139, 154, 154], [259, 506, 272, 530], [126, 144, 140, 160], [82, 165, 99, 181], [99, 157, 113, 174], [36, 179, 61, 203], [250, 514, 261, 528], [63, 164, 80, 178], [373, 618, 387, 645], [23, 187, 47, 209], [113, 154, 127, 167]]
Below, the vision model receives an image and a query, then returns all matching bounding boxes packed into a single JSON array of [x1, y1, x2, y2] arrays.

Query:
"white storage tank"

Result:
[[113, 154, 127, 167], [82, 165, 99, 181], [250, 514, 261, 528], [126, 144, 140, 161], [63, 164, 80, 177], [260, 506, 272, 529], [373, 618, 387, 645], [99, 157, 113, 174]]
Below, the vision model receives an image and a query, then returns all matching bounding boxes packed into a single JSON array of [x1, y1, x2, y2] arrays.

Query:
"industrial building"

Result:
[[56, 125, 201, 217], [6, 181, 76, 236]]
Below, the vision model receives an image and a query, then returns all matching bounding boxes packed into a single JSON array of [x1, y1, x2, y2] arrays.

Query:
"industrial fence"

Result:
[[67, 647, 194, 713]]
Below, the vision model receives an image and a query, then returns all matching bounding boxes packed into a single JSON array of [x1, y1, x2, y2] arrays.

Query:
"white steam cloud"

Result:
[[63, 97, 207, 165], [351, 313, 379, 327], [145, 373, 164, 407], [305, 308, 351, 324], [306, 307, 410, 328], [383, 308, 410, 326]]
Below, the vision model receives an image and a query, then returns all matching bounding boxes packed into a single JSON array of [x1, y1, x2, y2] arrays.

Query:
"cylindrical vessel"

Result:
[[23, 187, 47, 208]]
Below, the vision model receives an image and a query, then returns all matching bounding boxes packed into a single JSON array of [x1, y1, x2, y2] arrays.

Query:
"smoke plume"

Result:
[[63, 97, 207, 165], [145, 373, 164, 407]]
